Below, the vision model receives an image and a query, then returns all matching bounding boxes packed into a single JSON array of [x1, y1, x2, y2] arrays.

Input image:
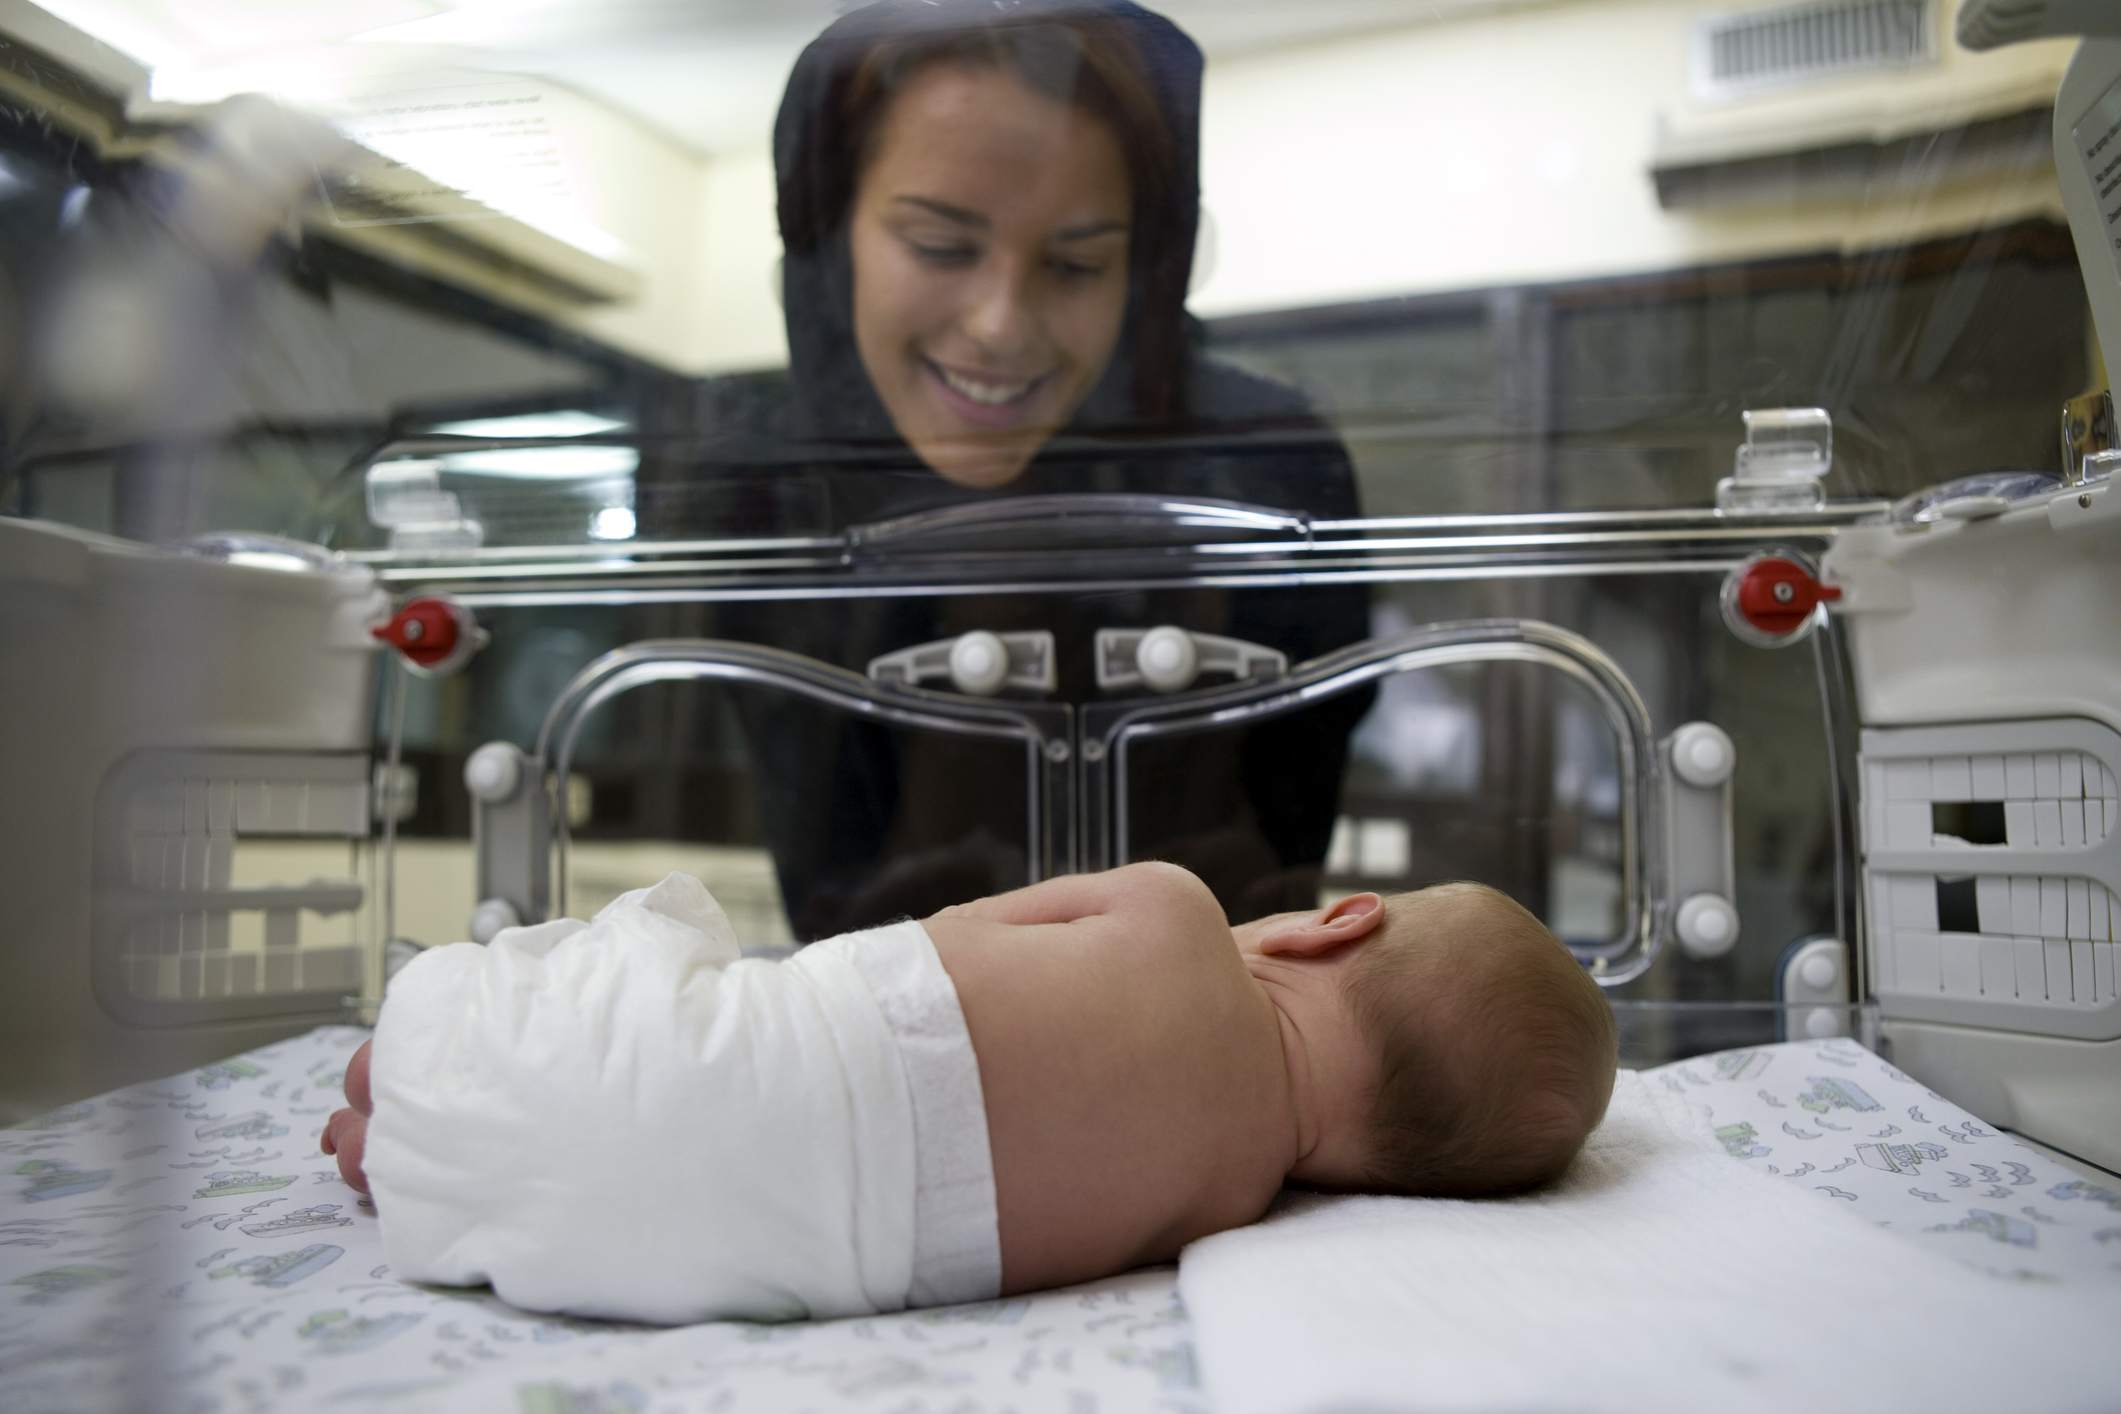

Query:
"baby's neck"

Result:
[[1241, 954, 1369, 1190], [1233, 960, 1324, 1187], [1149, 974, 1306, 1249]]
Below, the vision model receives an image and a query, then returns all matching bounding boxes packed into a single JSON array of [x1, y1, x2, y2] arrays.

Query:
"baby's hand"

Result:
[[319, 1039, 373, 1194]]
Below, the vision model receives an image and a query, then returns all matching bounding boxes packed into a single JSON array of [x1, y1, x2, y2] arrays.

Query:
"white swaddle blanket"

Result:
[[1179, 1069, 2121, 1414], [362, 874, 1000, 1324]]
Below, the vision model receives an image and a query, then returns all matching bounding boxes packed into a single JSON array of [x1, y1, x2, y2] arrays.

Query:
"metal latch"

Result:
[[868, 631, 1057, 697], [1094, 626, 1287, 694]]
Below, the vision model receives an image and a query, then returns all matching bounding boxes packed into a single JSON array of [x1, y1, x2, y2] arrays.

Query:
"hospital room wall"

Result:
[[4, 0, 2078, 385], [676, 0, 2077, 375], [517, 84, 713, 375]]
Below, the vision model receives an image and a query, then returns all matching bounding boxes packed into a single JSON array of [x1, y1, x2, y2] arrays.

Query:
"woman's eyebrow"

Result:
[[890, 197, 1126, 244], [894, 195, 987, 228], [1053, 219, 1127, 242]]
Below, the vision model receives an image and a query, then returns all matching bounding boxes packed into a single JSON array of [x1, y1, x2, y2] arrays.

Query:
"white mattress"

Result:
[[2, 1027, 2116, 1412]]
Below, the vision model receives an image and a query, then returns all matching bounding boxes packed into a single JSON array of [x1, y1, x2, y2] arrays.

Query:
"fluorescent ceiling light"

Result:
[[148, 51, 363, 108], [430, 411, 629, 438], [350, 1, 527, 48], [437, 446, 640, 479]]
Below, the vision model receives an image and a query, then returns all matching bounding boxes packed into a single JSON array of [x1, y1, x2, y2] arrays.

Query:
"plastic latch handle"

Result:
[[1732, 557, 1842, 638], [371, 596, 486, 675]]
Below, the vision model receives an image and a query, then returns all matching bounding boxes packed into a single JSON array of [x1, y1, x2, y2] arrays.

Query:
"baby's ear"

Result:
[[1254, 893, 1385, 958]]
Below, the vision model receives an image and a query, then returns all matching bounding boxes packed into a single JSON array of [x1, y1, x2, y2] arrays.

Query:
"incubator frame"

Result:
[[468, 616, 1731, 990], [399, 494, 1885, 1011]]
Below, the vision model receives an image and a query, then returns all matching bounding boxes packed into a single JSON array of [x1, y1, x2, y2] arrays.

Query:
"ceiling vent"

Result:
[[1695, 0, 1938, 99]]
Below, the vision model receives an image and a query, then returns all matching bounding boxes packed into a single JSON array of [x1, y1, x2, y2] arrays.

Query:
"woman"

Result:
[[663, 0, 1371, 937], [778, 0, 1204, 495]]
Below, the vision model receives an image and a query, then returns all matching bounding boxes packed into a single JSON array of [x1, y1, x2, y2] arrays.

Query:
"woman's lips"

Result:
[[923, 357, 1047, 431]]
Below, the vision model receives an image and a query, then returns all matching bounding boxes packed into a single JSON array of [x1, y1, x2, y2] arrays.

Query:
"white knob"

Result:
[[1799, 952, 1838, 991], [1137, 626, 1201, 693], [1803, 1006, 1845, 1040], [1671, 723, 1736, 788], [1676, 893, 1739, 959], [464, 742, 523, 803], [948, 631, 1009, 696], [469, 897, 521, 945]]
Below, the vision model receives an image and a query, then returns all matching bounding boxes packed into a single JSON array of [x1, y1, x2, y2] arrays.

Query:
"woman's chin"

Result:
[[914, 436, 1038, 490]]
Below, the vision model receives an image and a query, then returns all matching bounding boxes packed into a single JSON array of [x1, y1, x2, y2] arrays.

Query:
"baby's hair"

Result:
[[1342, 882, 1616, 1198]]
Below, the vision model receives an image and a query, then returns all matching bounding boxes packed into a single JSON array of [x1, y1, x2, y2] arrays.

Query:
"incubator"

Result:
[[1, 0, 2119, 1407]]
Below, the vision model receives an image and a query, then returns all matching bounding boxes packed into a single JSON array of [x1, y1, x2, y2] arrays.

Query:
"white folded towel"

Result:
[[1179, 1069, 2121, 1414], [363, 874, 998, 1324]]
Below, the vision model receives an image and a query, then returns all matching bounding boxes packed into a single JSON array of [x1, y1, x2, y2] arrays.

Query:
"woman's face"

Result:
[[848, 62, 1133, 488]]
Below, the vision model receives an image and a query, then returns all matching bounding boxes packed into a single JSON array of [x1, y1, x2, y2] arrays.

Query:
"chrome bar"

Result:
[[370, 520, 1857, 586], [430, 555, 1758, 610], [343, 535, 843, 564], [1313, 502, 1888, 531]]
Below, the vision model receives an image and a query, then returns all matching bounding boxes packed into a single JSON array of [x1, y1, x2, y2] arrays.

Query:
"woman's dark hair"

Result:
[[776, 2, 1198, 429]]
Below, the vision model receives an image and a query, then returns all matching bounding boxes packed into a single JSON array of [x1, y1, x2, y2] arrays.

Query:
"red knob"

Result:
[[1729, 556, 1842, 640], [372, 597, 469, 671]]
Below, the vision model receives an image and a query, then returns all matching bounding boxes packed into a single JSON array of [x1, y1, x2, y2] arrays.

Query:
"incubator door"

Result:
[[469, 638, 1074, 948], [1084, 620, 1658, 974]]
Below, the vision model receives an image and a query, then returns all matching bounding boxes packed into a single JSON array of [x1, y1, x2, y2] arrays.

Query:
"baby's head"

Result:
[[1343, 883, 1616, 1197]]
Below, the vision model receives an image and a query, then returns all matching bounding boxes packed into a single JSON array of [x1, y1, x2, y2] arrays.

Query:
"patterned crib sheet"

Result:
[[1648, 1037, 2121, 1284], [0, 1027, 1203, 1414], [2, 1028, 2114, 1412]]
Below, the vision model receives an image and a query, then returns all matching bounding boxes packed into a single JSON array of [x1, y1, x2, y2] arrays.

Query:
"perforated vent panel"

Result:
[[1698, 0, 1934, 95], [1861, 720, 2121, 1043]]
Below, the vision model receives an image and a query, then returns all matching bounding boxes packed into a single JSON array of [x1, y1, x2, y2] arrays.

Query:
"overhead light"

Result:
[[144, 54, 633, 270], [349, 1, 530, 48], [148, 50, 362, 109], [327, 80, 632, 264], [431, 411, 629, 439], [588, 506, 637, 541], [436, 447, 640, 480]]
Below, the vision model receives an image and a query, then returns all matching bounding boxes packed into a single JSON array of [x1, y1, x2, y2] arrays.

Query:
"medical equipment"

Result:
[[1823, 491, 2121, 1168], [7, 0, 2121, 1404], [0, 522, 389, 1119], [9, 26, 2121, 1155], [1813, 0, 2121, 1171]]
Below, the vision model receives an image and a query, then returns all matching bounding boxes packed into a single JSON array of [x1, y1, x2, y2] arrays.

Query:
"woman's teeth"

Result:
[[936, 364, 1033, 405]]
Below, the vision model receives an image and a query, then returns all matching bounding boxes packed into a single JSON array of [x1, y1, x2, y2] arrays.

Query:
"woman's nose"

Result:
[[960, 264, 1037, 360]]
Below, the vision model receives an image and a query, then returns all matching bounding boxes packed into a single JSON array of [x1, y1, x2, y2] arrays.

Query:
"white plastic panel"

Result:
[[92, 751, 372, 1026], [1861, 719, 2121, 1042]]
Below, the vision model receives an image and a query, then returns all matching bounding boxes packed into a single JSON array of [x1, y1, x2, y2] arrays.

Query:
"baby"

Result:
[[324, 862, 1615, 1322]]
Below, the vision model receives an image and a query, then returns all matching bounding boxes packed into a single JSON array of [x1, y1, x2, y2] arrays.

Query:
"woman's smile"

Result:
[[922, 356, 1051, 428]]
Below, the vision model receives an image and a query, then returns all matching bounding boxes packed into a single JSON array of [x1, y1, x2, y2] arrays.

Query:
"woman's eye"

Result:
[[910, 242, 976, 268], [1050, 259, 1105, 282]]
